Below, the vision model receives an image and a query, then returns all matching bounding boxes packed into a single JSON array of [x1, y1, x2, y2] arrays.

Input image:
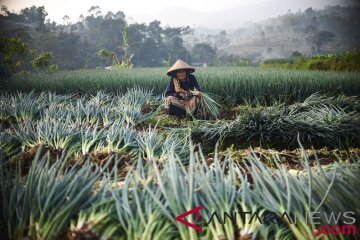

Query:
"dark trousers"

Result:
[[168, 104, 200, 118], [168, 104, 186, 117]]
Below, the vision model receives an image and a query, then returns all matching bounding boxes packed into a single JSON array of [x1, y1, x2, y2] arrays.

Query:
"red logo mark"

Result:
[[176, 205, 203, 232]]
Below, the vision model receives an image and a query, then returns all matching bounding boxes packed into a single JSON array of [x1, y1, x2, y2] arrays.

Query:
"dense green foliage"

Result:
[[0, 5, 192, 70], [262, 48, 360, 71], [0, 37, 30, 80], [0, 37, 59, 79], [31, 51, 58, 72]]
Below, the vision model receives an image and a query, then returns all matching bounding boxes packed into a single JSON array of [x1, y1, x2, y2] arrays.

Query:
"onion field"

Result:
[[1, 67, 360, 239], [6, 67, 360, 104]]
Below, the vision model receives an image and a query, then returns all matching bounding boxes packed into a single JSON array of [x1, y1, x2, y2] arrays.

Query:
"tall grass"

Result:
[[4, 67, 360, 104]]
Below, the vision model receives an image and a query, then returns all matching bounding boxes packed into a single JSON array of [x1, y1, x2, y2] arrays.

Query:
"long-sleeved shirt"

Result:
[[165, 74, 200, 98]]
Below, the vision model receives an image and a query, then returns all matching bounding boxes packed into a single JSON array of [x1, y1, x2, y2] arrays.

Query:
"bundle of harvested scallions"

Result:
[[190, 88, 221, 119]]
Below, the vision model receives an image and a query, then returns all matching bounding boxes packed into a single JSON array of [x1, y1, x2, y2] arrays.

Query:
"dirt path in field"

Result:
[[207, 147, 360, 170]]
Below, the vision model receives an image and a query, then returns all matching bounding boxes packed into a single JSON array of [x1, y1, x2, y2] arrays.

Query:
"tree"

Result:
[[20, 6, 48, 31], [191, 43, 216, 64], [139, 38, 159, 67], [97, 48, 112, 65], [104, 11, 115, 20], [215, 30, 230, 49], [148, 20, 162, 45], [78, 14, 85, 23], [47, 64, 59, 73], [128, 23, 147, 66], [0, 37, 30, 83], [114, 11, 125, 20], [0, 37, 29, 73], [291, 50, 303, 58], [31, 51, 53, 71], [167, 36, 188, 64], [313, 31, 335, 52], [121, 25, 133, 68], [163, 26, 193, 65], [97, 26, 133, 68], [88, 6, 101, 16], [62, 15, 70, 25]]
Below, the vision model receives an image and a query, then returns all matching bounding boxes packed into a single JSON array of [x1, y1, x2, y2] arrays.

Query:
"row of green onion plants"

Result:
[[1, 140, 359, 239], [1, 90, 359, 159], [6, 66, 360, 104], [193, 93, 360, 148]]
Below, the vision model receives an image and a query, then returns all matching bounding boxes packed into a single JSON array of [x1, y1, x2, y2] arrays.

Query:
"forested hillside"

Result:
[[186, 6, 360, 61], [1, 5, 359, 70]]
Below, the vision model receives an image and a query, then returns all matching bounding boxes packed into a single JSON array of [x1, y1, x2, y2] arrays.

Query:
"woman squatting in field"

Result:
[[165, 59, 203, 117]]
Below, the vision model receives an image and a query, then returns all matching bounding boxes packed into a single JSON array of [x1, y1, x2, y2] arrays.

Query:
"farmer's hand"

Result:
[[185, 91, 193, 98], [179, 92, 186, 98], [194, 91, 203, 97]]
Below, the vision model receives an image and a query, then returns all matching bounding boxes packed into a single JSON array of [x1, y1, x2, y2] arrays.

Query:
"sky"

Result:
[[3, 0, 268, 21], [1, 0, 356, 28]]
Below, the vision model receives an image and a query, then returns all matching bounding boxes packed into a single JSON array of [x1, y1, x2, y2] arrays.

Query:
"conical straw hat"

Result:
[[166, 59, 195, 76]]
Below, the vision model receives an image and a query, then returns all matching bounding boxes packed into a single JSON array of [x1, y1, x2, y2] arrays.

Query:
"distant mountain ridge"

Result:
[[132, 0, 352, 28]]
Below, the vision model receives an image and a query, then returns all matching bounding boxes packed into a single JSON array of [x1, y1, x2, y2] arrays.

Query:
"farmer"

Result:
[[165, 59, 203, 117]]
